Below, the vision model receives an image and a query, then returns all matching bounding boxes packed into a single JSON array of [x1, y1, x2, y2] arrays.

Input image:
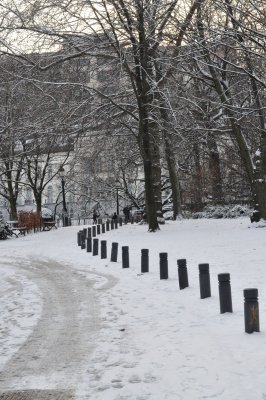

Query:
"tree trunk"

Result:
[[192, 143, 204, 211], [34, 194, 42, 229], [207, 133, 224, 205], [149, 119, 164, 224], [160, 107, 182, 220], [138, 109, 161, 231], [6, 165, 18, 220], [9, 196, 17, 220]]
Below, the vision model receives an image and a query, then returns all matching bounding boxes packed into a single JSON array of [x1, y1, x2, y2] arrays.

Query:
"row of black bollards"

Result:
[[159, 253, 259, 334], [77, 225, 259, 334], [77, 217, 127, 247]]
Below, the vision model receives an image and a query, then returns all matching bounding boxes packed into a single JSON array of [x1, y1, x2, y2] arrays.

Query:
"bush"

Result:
[[18, 211, 41, 230], [192, 204, 251, 219]]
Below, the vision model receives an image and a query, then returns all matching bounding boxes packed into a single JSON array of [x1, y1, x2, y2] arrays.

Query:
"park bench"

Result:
[[42, 221, 57, 231], [14, 227, 27, 236], [7, 221, 27, 237]]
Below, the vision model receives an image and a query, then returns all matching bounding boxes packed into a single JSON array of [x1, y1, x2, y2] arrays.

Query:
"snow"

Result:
[[0, 218, 266, 399]]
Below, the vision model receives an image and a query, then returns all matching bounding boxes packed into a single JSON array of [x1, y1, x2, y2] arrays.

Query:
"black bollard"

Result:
[[87, 227, 92, 238], [81, 233, 86, 250], [218, 273, 233, 313], [102, 223, 105, 234], [111, 220, 114, 230], [159, 253, 168, 279], [119, 217, 123, 227], [177, 259, 189, 290], [101, 240, 107, 259], [141, 249, 149, 273], [199, 263, 211, 299], [122, 246, 129, 268], [93, 238, 99, 256], [97, 224, 101, 235], [106, 220, 110, 231], [77, 231, 82, 246], [244, 288, 260, 333], [115, 220, 118, 229], [92, 225, 96, 237], [110, 242, 118, 262], [86, 237, 92, 252], [131, 217, 134, 224]]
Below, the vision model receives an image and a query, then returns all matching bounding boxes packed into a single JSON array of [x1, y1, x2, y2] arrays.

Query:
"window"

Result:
[[25, 188, 33, 204], [47, 186, 53, 203], [48, 166, 53, 179]]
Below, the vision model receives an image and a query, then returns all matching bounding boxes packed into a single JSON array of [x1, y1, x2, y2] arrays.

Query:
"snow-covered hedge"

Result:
[[192, 204, 251, 219]]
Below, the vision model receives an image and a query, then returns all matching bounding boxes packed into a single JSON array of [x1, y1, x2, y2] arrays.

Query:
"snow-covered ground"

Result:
[[0, 218, 266, 399]]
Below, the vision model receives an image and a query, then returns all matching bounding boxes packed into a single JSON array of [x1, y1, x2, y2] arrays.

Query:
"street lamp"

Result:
[[59, 166, 69, 227], [115, 179, 120, 216]]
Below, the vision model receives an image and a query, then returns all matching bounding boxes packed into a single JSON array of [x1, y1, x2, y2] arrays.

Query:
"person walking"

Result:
[[112, 212, 118, 221], [93, 209, 99, 225], [123, 206, 130, 223]]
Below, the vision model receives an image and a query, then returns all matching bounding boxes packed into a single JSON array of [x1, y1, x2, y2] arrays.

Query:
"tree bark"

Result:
[[207, 133, 224, 205], [138, 108, 161, 231], [160, 106, 181, 219]]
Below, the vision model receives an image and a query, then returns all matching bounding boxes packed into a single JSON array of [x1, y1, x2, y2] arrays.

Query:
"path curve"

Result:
[[0, 256, 117, 395]]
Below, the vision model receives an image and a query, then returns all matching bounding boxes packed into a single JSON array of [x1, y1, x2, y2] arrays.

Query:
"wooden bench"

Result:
[[42, 221, 57, 231], [15, 227, 27, 236]]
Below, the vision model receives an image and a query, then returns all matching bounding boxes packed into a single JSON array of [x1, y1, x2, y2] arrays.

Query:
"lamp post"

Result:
[[59, 166, 69, 227], [116, 180, 119, 216]]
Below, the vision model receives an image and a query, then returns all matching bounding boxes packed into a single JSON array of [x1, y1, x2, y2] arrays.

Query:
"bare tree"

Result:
[[188, 0, 266, 219]]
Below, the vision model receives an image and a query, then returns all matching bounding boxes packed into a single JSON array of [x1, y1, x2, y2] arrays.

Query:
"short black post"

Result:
[[218, 273, 233, 313], [77, 231, 82, 246], [122, 246, 129, 268], [87, 227, 92, 238], [86, 237, 92, 253], [93, 238, 99, 256], [244, 288, 260, 333], [119, 217, 123, 227], [110, 242, 118, 262], [106, 220, 110, 231], [97, 224, 101, 235], [102, 223, 105, 234], [177, 259, 189, 290], [101, 240, 107, 259], [111, 220, 114, 230], [83, 228, 87, 238], [141, 249, 149, 273], [115, 220, 118, 229], [81, 233, 86, 250], [92, 225, 96, 237], [199, 263, 211, 299], [159, 253, 168, 279], [131, 217, 134, 224]]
